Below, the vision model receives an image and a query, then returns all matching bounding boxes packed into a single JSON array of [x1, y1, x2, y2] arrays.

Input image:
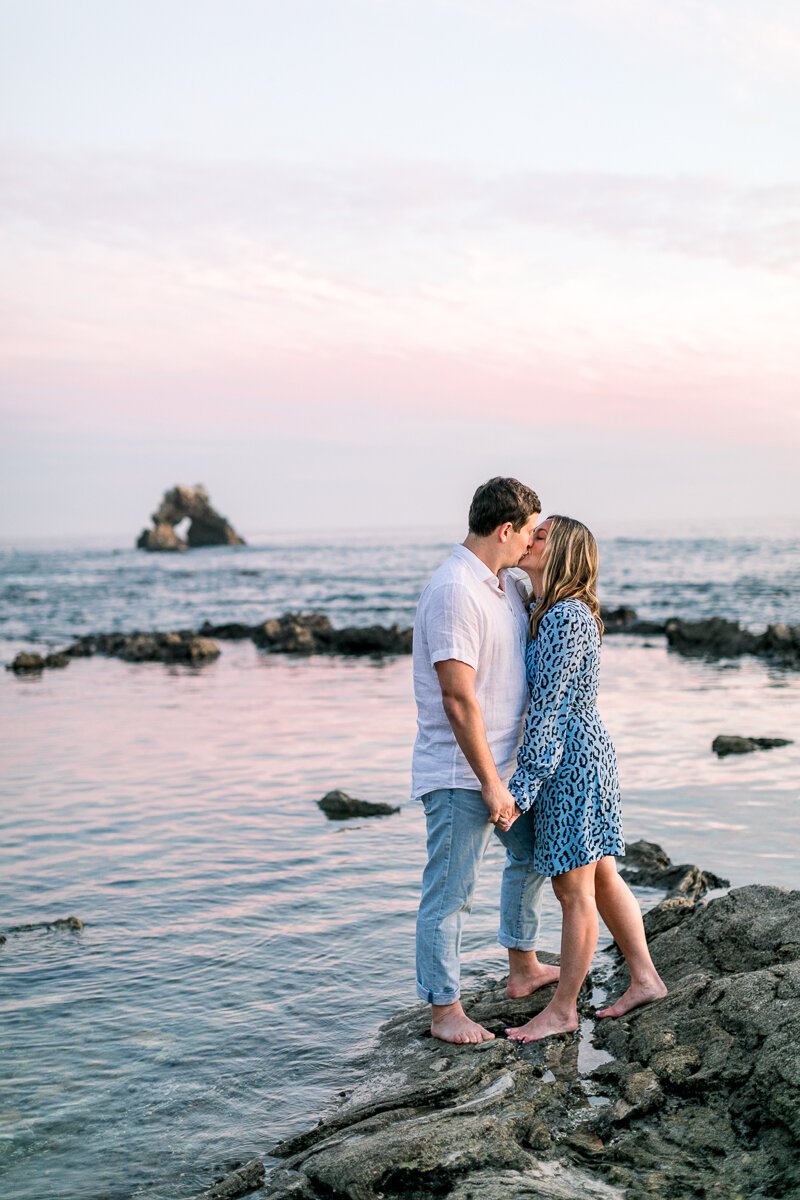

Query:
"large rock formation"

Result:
[[265, 850, 799, 1200], [136, 485, 245, 552]]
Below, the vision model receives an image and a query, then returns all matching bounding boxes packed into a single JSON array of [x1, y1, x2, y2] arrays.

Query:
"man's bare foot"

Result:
[[507, 950, 561, 999], [596, 977, 668, 1019], [505, 1002, 579, 1043], [430, 1000, 495, 1044]]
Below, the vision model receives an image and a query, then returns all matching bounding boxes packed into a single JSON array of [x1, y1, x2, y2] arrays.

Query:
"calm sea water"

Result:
[[1, 531, 799, 1200]]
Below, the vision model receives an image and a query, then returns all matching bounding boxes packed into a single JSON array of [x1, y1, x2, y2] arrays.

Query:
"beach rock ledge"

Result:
[[266, 850, 799, 1200]]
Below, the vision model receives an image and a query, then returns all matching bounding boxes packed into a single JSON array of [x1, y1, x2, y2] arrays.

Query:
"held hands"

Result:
[[482, 781, 520, 831]]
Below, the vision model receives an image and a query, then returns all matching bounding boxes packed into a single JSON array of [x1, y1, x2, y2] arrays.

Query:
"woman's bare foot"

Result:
[[596, 977, 668, 1019], [507, 950, 561, 999], [505, 1002, 579, 1043], [430, 1000, 495, 1044]]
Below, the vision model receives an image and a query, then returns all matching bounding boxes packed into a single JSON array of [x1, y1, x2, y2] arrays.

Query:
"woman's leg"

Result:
[[594, 855, 667, 1018], [506, 862, 599, 1042]]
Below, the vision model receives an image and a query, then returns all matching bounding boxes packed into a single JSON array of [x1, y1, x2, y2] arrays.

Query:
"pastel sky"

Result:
[[1, 0, 799, 537]]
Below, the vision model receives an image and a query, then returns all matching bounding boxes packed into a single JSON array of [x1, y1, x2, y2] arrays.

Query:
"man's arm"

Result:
[[434, 659, 518, 827]]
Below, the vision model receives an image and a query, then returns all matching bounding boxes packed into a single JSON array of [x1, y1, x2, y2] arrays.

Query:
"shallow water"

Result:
[[1, 634, 798, 1200]]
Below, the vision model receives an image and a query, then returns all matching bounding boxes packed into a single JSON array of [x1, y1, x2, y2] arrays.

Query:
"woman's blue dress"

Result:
[[509, 597, 624, 877]]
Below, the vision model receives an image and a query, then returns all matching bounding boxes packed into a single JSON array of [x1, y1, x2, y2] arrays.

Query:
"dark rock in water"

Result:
[[253, 612, 412, 657], [137, 484, 245, 552], [8, 652, 46, 674], [44, 652, 70, 669], [318, 790, 400, 820], [62, 640, 95, 658], [8, 915, 84, 933], [8, 650, 72, 674], [665, 616, 760, 658], [266, 854, 800, 1200], [189, 1158, 265, 1200], [70, 631, 221, 665], [599, 606, 666, 636], [666, 616, 800, 668], [253, 613, 334, 654], [760, 622, 800, 668], [600, 604, 638, 630], [712, 734, 793, 757], [333, 624, 413, 655], [619, 839, 729, 900], [198, 621, 255, 640]]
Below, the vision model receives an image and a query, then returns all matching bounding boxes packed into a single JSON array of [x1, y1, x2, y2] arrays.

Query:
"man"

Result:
[[413, 477, 559, 1044]]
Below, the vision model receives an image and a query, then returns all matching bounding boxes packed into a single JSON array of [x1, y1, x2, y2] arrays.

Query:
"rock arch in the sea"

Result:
[[136, 484, 246, 552]]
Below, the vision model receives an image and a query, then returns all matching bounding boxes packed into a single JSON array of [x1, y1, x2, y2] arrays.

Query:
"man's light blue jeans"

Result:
[[415, 786, 546, 1005]]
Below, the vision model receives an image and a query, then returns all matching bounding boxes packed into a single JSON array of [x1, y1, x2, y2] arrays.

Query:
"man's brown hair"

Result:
[[468, 477, 541, 537]]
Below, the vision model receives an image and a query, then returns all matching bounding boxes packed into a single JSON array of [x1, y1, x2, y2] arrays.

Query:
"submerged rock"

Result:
[[7, 915, 84, 933], [712, 734, 793, 757], [137, 484, 245, 552], [266, 862, 800, 1200], [189, 1158, 265, 1200], [318, 790, 400, 820]]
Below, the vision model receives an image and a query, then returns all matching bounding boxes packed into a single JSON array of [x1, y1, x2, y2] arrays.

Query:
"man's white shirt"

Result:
[[411, 544, 530, 800]]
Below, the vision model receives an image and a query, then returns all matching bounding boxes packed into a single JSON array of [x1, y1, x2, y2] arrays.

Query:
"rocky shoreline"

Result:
[[6, 608, 800, 674], [264, 842, 799, 1200]]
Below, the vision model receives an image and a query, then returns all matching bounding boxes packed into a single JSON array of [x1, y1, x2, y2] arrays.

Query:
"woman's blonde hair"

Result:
[[529, 515, 603, 639]]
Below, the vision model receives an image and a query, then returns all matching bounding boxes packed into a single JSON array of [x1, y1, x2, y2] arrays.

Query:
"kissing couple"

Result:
[[412, 477, 667, 1044]]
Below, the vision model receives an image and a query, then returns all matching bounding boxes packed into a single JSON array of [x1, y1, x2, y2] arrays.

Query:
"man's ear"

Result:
[[497, 521, 513, 543]]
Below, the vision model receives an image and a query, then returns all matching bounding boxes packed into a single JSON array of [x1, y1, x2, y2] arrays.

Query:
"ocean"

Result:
[[1, 529, 798, 1199]]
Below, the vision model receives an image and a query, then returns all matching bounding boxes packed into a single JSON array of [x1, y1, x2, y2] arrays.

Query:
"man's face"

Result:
[[504, 513, 539, 566], [518, 518, 552, 572]]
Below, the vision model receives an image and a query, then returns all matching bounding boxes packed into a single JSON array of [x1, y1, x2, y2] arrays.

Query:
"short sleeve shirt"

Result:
[[411, 544, 530, 799]]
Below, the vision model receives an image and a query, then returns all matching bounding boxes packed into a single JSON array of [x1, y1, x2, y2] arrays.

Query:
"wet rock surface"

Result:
[[318, 790, 400, 820], [266, 848, 799, 1200], [712, 734, 793, 757], [617, 839, 729, 902], [137, 484, 246, 551]]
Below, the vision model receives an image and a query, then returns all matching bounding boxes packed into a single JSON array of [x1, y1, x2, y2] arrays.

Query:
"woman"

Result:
[[505, 515, 666, 1043]]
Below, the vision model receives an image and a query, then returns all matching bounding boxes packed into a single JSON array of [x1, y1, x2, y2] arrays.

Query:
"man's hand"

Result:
[[481, 780, 520, 829]]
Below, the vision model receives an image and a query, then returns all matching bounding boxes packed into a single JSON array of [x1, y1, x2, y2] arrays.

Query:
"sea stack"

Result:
[[136, 485, 246, 552]]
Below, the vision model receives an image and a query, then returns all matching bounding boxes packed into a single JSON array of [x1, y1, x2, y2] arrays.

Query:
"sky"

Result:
[[1, 0, 799, 538]]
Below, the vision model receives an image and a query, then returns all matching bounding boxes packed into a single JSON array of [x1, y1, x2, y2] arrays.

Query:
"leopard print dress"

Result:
[[509, 597, 624, 877]]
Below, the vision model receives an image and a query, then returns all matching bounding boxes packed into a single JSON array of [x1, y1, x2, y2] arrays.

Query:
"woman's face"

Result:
[[519, 518, 552, 573]]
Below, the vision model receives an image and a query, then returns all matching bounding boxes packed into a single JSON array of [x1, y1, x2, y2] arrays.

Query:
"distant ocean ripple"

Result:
[[1, 529, 799, 648]]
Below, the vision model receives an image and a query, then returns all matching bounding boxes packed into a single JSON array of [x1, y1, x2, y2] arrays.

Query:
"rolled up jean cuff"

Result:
[[496, 932, 539, 951], [416, 982, 460, 1005]]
